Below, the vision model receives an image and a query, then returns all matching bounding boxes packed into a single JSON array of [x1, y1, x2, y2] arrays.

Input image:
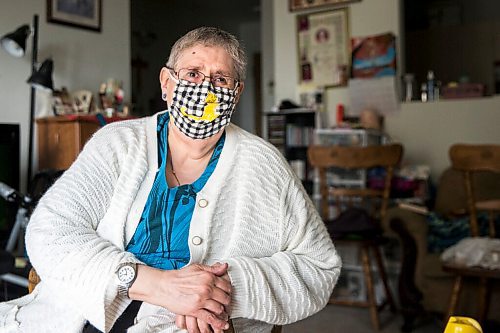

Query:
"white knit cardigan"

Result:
[[0, 112, 341, 333]]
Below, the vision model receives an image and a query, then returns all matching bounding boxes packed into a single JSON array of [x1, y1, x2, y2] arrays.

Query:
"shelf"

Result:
[[264, 110, 316, 195], [264, 108, 315, 115]]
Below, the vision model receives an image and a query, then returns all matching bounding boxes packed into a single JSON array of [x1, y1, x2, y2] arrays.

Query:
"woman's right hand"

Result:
[[128, 262, 232, 330]]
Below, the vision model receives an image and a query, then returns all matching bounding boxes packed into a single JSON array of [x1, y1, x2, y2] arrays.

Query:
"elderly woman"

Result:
[[0, 27, 340, 333]]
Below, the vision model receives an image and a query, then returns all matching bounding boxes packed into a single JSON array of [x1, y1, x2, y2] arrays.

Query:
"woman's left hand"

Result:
[[175, 264, 231, 332], [175, 314, 225, 333]]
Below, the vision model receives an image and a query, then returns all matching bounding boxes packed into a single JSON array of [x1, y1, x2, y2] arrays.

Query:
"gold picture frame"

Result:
[[290, 0, 360, 12], [297, 8, 350, 87]]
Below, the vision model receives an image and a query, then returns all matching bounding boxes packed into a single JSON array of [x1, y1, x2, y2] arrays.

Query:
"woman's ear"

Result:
[[159, 67, 171, 101], [159, 67, 170, 91]]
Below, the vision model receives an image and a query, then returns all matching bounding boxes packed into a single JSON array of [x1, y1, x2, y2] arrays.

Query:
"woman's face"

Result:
[[160, 44, 244, 109]]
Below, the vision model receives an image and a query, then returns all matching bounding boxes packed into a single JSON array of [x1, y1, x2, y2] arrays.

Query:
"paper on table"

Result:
[[348, 76, 400, 115]]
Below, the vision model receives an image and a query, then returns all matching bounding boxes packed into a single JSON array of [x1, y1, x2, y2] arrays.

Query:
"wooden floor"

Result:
[[283, 304, 442, 333]]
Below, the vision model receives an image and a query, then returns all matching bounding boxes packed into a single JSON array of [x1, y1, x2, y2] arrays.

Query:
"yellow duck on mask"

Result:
[[180, 91, 220, 122]]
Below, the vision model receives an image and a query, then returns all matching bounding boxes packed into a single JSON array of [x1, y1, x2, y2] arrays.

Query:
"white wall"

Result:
[[0, 0, 131, 191], [387, 97, 500, 181], [271, 0, 401, 119], [267, 0, 500, 183]]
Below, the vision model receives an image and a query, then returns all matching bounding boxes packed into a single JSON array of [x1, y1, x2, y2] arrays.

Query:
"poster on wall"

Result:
[[351, 32, 396, 78], [297, 9, 350, 87]]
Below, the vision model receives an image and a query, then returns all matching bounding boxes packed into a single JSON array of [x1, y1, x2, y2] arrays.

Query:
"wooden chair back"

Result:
[[308, 144, 403, 223], [449, 144, 500, 237]]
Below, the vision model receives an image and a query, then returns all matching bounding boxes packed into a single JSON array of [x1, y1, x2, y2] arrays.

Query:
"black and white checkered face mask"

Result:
[[169, 77, 239, 139]]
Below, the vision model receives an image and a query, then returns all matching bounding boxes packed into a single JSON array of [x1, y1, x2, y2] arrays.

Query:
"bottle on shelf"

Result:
[[403, 73, 415, 102], [420, 83, 428, 102], [434, 80, 441, 101], [427, 70, 435, 101]]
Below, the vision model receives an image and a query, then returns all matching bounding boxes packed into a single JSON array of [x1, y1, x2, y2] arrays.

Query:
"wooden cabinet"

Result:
[[36, 116, 100, 170]]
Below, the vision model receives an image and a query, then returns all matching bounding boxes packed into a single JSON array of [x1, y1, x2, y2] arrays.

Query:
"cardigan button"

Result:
[[192, 236, 203, 246], [198, 198, 208, 208]]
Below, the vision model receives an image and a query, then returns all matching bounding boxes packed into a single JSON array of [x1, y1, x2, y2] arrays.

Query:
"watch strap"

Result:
[[117, 285, 130, 298]]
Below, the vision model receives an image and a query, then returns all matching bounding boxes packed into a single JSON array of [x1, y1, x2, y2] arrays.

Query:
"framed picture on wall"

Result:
[[47, 0, 102, 32], [297, 9, 350, 87], [290, 0, 360, 12]]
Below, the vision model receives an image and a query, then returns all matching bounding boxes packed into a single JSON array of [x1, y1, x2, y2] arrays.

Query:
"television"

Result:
[[0, 124, 20, 242]]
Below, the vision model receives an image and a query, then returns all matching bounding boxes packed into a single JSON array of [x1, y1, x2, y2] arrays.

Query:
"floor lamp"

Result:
[[1, 14, 54, 191]]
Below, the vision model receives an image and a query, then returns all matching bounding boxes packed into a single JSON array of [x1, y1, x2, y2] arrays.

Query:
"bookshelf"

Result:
[[264, 109, 316, 194]]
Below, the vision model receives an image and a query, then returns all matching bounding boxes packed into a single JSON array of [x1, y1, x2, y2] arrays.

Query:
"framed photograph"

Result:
[[47, 0, 102, 32], [290, 0, 360, 12], [297, 9, 350, 87]]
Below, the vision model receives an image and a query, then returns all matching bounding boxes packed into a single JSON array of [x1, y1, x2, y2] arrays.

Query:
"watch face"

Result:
[[118, 265, 136, 284]]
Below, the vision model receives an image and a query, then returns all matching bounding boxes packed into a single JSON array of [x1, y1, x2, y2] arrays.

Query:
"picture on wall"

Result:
[[351, 32, 397, 78], [290, 0, 360, 12], [47, 0, 102, 32], [297, 9, 350, 87]]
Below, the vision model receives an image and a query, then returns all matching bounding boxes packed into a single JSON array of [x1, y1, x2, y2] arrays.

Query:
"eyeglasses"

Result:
[[167, 66, 238, 89]]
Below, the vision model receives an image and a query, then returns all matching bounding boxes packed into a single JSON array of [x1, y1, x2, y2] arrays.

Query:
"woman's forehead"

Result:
[[177, 45, 234, 73]]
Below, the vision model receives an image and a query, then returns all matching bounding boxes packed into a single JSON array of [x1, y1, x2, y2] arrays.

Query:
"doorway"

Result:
[[130, 0, 262, 134]]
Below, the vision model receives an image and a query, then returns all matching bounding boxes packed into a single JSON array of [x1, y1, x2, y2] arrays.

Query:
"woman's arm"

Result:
[[26, 124, 146, 331], [26, 123, 235, 332], [225, 176, 341, 325]]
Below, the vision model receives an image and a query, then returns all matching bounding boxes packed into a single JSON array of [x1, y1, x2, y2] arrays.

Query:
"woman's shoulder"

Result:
[[227, 124, 295, 178], [228, 125, 284, 156], [81, 115, 155, 159], [89, 115, 154, 144]]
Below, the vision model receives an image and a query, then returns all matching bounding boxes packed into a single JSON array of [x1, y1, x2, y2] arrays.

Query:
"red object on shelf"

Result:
[[336, 104, 344, 124], [63, 114, 136, 123]]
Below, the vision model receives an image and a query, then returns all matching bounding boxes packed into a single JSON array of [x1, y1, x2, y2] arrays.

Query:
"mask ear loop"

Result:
[[168, 69, 180, 84], [162, 68, 179, 104]]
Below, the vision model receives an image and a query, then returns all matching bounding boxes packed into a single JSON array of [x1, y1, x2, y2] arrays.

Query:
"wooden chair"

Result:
[[308, 143, 402, 330], [28, 267, 282, 332], [28, 267, 40, 293], [442, 144, 500, 323]]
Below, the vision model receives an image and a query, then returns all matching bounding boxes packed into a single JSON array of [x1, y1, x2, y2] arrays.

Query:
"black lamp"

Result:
[[27, 59, 54, 91], [1, 15, 54, 190], [0, 25, 30, 58]]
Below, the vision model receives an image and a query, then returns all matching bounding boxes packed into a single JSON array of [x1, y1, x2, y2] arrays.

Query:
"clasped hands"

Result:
[[173, 262, 232, 333], [130, 262, 232, 333]]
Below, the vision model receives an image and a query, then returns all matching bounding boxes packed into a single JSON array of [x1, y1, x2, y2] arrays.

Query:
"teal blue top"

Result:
[[126, 113, 225, 269]]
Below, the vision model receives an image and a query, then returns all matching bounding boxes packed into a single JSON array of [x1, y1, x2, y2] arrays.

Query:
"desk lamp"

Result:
[[1, 14, 54, 190]]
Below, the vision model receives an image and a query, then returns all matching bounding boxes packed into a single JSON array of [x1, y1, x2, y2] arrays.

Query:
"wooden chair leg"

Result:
[[446, 275, 462, 322], [478, 277, 490, 323], [271, 325, 282, 333], [488, 211, 496, 238], [373, 245, 397, 312], [361, 246, 380, 331]]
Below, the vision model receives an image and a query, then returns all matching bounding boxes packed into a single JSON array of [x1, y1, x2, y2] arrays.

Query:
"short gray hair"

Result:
[[166, 27, 247, 81]]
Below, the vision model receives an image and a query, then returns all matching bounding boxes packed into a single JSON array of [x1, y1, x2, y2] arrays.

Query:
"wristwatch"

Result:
[[116, 263, 137, 298]]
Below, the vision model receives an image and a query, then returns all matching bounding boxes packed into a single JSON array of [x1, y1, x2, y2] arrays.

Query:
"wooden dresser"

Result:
[[36, 116, 101, 170]]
